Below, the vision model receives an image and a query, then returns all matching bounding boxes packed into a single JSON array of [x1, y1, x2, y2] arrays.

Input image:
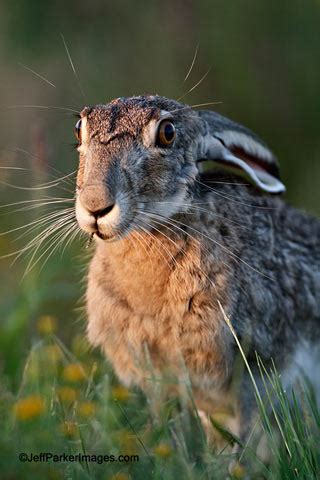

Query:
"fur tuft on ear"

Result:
[[195, 111, 286, 194]]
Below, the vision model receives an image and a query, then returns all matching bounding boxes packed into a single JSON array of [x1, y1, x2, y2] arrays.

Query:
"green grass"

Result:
[[0, 324, 319, 480]]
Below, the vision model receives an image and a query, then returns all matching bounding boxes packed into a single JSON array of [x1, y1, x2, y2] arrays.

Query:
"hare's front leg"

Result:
[[195, 390, 242, 450]]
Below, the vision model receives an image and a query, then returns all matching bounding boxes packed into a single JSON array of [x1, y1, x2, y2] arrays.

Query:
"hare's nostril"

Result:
[[92, 204, 115, 219]]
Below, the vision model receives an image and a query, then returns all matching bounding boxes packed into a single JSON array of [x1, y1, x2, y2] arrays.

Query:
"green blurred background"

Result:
[[0, 0, 320, 387]]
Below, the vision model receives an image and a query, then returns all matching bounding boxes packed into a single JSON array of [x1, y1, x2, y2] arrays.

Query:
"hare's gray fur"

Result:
[[75, 95, 320, 441]]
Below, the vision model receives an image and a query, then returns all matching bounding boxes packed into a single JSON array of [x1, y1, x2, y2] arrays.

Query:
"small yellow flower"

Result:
[[111, 385, 130, 402], [110, 474, 131, 480], [116, 430, 139, 455], [62, 363, 86, 383], [230, 461, 246, 479], [57, 386, 77, 405], [14, 395, 45, 421], [154, 442, 172, 458], [60, 421, 78, 438], [37, 315, 57, 335], [78, 401, 96, 417]]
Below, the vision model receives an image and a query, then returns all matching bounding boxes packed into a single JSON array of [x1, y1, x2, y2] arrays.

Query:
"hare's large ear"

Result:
[[195, 119, 286, 194]]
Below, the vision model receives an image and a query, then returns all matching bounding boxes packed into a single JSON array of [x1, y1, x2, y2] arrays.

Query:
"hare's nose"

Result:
[[80, 185, 115, 218], [92, 204, 115, 218]]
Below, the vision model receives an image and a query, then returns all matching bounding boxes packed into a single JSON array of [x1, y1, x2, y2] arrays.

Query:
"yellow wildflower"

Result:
[[57, 386, 77, 405], [37, 315, 57, 335], [62, 363, 86, 383], [154, 442, 172, 458], [111, 385, 130, 402], [78, 400, 96, 417], [60, 421, 78, 438], [110, 474, 131, 480], [116, 430, 139, 455], [14, 395, 45, 421], [230, 461, 246, 479]]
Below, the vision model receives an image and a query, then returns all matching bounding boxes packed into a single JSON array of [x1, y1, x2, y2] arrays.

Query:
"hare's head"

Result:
[[75, 95, 202, 241], [75, 95, 285, 241]]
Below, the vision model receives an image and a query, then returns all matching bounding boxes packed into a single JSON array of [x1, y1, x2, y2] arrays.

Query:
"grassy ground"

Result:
[[0, 317, 319, 480]]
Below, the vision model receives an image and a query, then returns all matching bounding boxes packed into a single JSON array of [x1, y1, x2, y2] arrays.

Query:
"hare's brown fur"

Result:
[[87, 230, 231, 391], [75, 95, 320, 442]]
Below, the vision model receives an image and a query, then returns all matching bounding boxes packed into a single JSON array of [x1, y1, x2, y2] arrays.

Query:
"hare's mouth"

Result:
[[76, 196, 134, 242], [94, 230, 118, 242]]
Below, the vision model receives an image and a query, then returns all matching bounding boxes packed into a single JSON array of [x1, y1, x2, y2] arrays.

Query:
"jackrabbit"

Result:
[[74, 95, 320, 441]]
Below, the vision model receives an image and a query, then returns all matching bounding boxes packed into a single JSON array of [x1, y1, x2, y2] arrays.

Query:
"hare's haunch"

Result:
[[75, 95, 320, 440]]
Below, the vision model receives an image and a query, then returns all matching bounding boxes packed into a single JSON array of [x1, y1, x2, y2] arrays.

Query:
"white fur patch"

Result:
[[77, 116, 88, 155], [280, 341, 320, 403]]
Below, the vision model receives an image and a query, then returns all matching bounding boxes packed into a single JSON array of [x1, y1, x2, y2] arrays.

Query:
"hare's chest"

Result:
[[99, 304, 228, 390], [87, 240, 230, 387], [87, 272, 230, 388]]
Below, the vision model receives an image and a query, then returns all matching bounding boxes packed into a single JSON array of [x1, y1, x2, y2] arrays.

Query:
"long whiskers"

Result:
[[177, 68, 211, 102], [4, 105, 79, 114], [129, 229, 156, 276], [138, 200, 250, 230], [138, 210, 273, 281], [134, 211, 224, 294], [61, 34, 86, 101], [0, 198, 73, 216], [135, 222, 178, 273], [12, 147, 77, 188], [194, 178, 276, 210], [21, 217, 77, 277], [0, 208, 76, 263], [0, 207, 74, 237], [183, 44, 199, 83], [18, 62, 56, 89], [169, 101, 223, 115]]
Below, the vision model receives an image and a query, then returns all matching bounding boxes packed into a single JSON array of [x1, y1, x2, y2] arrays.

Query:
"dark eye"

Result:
[[74, 119, 82, 143], [156, 120, 176, 147]]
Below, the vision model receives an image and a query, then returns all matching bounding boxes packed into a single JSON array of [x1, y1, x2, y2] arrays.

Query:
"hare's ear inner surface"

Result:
[[195, 130, 286, 194]]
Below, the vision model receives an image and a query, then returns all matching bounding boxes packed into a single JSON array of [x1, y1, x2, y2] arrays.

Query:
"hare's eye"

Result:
[[74, 119, 82, 143], [156, 120, 175, 147]]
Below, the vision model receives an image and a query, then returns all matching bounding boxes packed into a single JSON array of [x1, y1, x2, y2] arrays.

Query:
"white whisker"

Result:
[[22, 219, 76, 276], [183, 44, 199, 83], [136, 223, 176, 272], [194, 178, 275, 210], [139, 210, 271, 280], [178, 68, 211, 102], [138, 200, 249, 230], [134, 211, 222, 293], [13, 147, 77, 188], [61, 33, 86, 101], [0, 199, 73, 216], [0, 197, 72, 210], [1, 207, 74, 237], [18, 62, 56, 88], [5, 104, 79, 114]]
